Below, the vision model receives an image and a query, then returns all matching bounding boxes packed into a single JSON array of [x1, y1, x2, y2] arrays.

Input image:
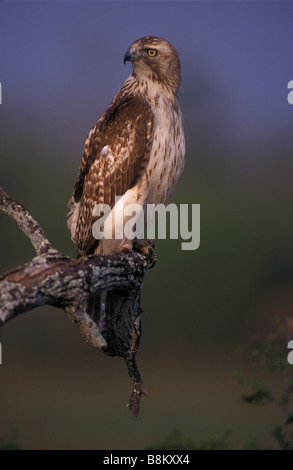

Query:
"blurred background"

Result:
[[1, 0, 293, 450]]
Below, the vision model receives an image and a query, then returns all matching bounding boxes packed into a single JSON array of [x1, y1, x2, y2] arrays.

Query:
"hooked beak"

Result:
[[123, 47, 136, 64]]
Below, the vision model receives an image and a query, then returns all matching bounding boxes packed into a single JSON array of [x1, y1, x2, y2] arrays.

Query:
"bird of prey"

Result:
[[68, 35, 185, 277]]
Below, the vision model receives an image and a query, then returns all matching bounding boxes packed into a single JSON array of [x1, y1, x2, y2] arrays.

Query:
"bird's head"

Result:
[[124, 36, 181, 94]]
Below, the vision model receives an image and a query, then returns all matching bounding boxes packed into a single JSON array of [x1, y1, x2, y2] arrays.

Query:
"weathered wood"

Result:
[[0, 185, 150, 416], [0, 185, 53, 255]]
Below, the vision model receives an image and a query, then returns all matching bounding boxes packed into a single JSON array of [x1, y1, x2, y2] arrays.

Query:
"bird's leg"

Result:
[[132, 238, 156, 269], [117, 239, 133, 254]]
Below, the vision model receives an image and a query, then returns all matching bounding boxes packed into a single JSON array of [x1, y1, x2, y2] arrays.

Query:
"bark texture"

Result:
[[0, 186, 150, 416]]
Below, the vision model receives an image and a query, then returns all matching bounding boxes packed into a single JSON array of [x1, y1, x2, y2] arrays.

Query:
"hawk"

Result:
[[68, 35, 185, 285]]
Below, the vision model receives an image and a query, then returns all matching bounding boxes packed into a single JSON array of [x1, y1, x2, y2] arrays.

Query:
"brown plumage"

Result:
[[68, 36, 185, 258]]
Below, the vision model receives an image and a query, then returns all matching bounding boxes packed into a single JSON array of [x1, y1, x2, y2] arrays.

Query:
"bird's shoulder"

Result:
[[73, 89, 154, 204]]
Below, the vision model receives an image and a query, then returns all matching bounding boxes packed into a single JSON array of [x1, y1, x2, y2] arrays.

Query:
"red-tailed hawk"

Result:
[[68, 35, 185, 263]]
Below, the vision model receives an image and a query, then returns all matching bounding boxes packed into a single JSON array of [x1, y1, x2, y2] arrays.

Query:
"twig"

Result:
[[0, 186, 53, 255]]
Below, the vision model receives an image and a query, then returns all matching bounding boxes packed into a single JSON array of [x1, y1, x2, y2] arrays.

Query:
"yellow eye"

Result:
[[147, 49, 157, 57]]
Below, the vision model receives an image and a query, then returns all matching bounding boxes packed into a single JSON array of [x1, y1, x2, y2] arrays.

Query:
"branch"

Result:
[[0, 186, 53, 256], [0, 186, 151, 416]]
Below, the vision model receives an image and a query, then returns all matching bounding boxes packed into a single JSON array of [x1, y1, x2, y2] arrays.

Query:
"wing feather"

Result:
[[68, 95, 154, 256]]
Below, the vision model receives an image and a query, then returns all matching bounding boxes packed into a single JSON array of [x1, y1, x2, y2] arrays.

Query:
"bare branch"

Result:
[[0, 250, 147, 325], [0, 186, 151, 416], [0, 185, 53, 255], [65, 303, 107, 349]]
